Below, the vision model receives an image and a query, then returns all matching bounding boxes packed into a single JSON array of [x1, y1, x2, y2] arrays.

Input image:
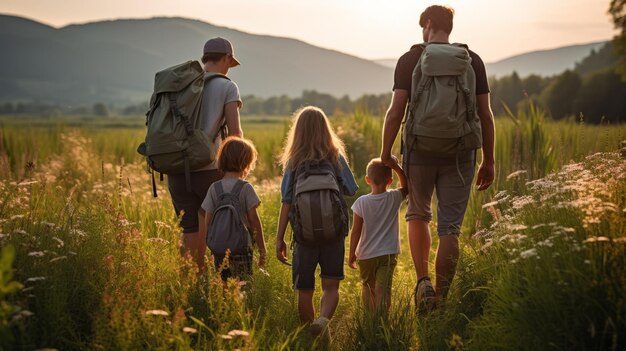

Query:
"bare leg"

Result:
[[320, 278, 340, 319], [435, 234, 460, 299], [408, 219, 431, 280], [179, 210, 207, 272], [298, 290, 315, 323]]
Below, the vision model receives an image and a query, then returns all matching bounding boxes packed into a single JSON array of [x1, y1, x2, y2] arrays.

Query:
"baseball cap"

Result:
[[203, 37, 241, 67]]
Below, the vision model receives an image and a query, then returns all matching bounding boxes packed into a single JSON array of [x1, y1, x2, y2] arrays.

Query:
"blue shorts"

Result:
[[292, 239, 345, 290]]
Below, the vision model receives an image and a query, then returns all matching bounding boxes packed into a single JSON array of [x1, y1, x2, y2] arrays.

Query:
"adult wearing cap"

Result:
[[168, 37, 244, 271]]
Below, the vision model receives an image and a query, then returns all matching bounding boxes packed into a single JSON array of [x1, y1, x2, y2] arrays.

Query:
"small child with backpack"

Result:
[[348, 157, 407, 312], [202, 137, 267, 281], [275, 106, 358, 339]]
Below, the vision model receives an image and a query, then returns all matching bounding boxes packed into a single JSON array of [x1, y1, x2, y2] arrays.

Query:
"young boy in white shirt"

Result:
[[348, 156, 407, 311]]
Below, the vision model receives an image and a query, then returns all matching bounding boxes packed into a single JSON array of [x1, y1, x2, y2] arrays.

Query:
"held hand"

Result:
[[276, 239, 288, 263], [476, 162, 495, 191], [348, 254, 357, 269], [380, 151, 393, 167]]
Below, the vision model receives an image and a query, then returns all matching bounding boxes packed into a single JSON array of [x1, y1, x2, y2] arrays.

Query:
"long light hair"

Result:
[[279, 106, 347, 171]]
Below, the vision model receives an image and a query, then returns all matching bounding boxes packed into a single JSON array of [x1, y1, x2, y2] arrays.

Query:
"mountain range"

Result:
[[0, 14, 611, 106]]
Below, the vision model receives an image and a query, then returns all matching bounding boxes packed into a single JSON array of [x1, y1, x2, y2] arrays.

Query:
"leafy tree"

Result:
[[575, 69, 626, 123], [575, 43, 618, 75], [540, 70, 582, 119], [609, 0, 626, 80], [93, 103, 108, 117]]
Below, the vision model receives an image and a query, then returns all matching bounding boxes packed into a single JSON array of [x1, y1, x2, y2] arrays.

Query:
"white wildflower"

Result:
[[52, 237, 65, 248], [482, 201, 498, 209], [145, 309, 169, 316], [520, 248, 537, 259], [50, 256, 67, 263], [227, 329, 250, 337], [182, 327, 198, 334], [25, 277, 46, 283], [28, 251, 45, 257], [511, 196, 534, 209]]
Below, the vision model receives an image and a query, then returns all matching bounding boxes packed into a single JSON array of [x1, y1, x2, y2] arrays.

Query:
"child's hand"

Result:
[[348, 254, 357, 269], [258, 251, 266, 268], [276, 239, 288, 264]]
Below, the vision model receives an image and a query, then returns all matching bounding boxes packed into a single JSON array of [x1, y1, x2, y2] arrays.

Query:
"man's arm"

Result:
[[224, 101, 242, 137], [380, 90, 409, 165], [476, 93, 495, 191], [389, 155, 408, 198]]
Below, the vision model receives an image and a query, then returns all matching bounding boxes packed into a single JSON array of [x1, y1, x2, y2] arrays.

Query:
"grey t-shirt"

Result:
[[196, 73, 242, 171], [201, 178, 260, 228]]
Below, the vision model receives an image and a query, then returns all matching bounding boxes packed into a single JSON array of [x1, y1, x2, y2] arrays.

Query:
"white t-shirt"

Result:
[[351, 189, 403, 260]]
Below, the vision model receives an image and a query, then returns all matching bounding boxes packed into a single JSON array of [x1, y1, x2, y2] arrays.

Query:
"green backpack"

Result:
[[137, 60, 229, 196], [403, 43, 482, 161]]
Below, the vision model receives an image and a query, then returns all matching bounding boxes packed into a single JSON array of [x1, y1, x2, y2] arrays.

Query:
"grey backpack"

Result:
[[288, 159, 349, 246], [137, 60, 229, 196], [403, 43, 482, 160], [206, 180, 252, 256]]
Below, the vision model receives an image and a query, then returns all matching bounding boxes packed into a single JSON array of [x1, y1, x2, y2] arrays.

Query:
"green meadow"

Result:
[[0, 108, 624, 350]]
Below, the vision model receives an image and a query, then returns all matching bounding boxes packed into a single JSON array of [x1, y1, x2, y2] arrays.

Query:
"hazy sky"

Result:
[[0, 0, 616, 62]]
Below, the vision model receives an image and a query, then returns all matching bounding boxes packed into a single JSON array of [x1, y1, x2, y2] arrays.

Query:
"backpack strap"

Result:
[[168, 93, 193, 137], [230, 180, 248, 199], [214, 180, 225, 197]]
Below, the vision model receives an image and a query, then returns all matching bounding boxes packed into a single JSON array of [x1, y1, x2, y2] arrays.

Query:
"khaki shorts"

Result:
[[358, 254, 398, 290], [405, 160, 475, 236]]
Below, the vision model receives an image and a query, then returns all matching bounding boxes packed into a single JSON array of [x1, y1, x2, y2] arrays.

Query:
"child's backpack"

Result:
[[402, 43, 482, 162], [206, 180, 253, 256], [288, 159, 349, 246], [137, 60, 229, 197]]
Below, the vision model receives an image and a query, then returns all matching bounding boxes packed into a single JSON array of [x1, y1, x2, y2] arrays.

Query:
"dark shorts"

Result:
[[213, 253, 253, 281], [406, 159, 475, 236], [292, 239, 345, 290], [168, 169, 223, 233]]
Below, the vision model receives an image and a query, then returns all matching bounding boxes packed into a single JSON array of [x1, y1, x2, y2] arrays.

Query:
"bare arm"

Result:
[[247, 206, 266, 267], [380, 90, 409, 165], [224, 101, 242, 137], [276, 203, 291, 263], [203, 211, 212, 231], [348, 213, 364, 269], [389, 155, 408, 197], [476, 93, 495, 191]]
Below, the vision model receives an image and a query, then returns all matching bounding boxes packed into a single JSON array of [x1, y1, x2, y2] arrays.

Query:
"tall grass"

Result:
[[0, 110, 624, 350]]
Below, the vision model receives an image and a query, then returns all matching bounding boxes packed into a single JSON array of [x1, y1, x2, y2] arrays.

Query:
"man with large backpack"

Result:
[[380, 5, 495, 312], [144, 37, 243, 271]]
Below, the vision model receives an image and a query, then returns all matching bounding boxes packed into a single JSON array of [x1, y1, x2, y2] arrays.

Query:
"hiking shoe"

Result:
[[308, 316, 330, 336], [414, 277, 436, 314]]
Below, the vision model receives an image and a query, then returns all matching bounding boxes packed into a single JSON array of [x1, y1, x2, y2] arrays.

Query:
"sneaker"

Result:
[[414, 277, 436, 314], [308, 316, 330, 336]]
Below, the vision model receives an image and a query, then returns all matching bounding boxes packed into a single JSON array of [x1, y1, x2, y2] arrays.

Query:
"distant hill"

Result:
[[486, 41, 608, 77], [374, 41, 609, 77], [0, 15, 393, 105]]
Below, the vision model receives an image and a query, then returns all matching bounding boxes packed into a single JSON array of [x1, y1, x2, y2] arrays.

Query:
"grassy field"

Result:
[[0, 108, 625, 350]]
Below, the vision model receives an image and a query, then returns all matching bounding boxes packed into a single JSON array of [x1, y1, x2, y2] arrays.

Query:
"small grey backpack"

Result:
[[206, 180, 252, 256], [288, 159, 349, 246], [403, 43, 482, 160]]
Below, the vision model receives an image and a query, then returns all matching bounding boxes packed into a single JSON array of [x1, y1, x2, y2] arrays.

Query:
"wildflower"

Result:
[[13, 229, 27, 235], [41, 221, 56, 228], [614, 237, 626, 244], [583, 236, 610, 244], [220, 335, 233, 340], [25, 277, 46, 283], [227, 329, 250, 337], [584, 260, 591, 264], [50, 256, 67, 263], [28, 251, 45, 257], [10, 215, 25, 220], [511, 196, 534, 209], [52, 237, 65, 248], [182, 327, 198, 334], [480, 240, 493, 252], [509, 224, 528, 231], [17, 180, 39, 187], [520, 248, 537, 259], [145, 310, 169, 316]]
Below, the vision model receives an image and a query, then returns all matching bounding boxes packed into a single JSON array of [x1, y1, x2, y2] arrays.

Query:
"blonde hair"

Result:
[[217, 136, 257, 175], [279, 106, 346, 171]]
